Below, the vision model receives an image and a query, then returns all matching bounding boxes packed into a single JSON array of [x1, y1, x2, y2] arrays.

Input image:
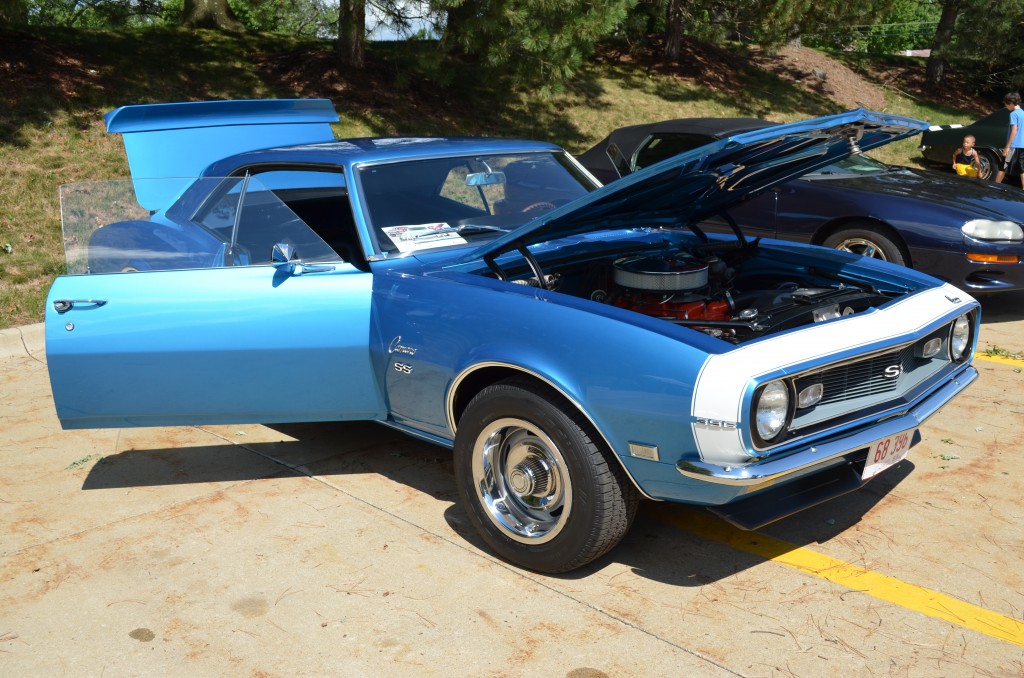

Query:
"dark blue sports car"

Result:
[[579, 118, 1024, 294], [46, 101, 978, 572]]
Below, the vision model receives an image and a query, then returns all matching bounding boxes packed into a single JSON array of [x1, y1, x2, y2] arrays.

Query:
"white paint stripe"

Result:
[[693, 285, 975, 425]]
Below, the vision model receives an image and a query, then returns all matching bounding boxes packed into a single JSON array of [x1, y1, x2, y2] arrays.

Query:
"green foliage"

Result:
[[226, 0, 337, 37], [800, 0, 899, 51], [28, 0, 165, 28], [863, 0, 939, 54], [432, 0, 638, 93]]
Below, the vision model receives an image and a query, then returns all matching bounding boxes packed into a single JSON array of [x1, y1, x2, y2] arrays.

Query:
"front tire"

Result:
[[453, 379, 639, 573], [822, 226, 908, 266]]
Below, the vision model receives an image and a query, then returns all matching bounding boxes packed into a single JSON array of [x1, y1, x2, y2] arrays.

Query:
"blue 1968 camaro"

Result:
[[46, 100, 978, 572]]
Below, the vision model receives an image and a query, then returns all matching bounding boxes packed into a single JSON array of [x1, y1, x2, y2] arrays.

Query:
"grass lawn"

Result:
[[0, 27, 994, 329]]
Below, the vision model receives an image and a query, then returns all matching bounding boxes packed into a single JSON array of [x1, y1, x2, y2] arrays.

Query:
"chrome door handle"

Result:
[[53, 299, 107, 313]]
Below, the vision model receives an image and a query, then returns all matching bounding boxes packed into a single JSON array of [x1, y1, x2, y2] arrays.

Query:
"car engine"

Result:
[[506, 242, 897, 345], [596, 250, 894, 343]]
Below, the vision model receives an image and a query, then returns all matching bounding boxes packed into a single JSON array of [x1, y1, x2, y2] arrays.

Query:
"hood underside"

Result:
[[472, 109, 927, 260]]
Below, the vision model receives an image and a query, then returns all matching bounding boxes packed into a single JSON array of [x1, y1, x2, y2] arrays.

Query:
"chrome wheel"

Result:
[[823, 226, 907, 267], [472, 417, 571, 544], [832, 237, 889, 260], [454, 378, 638, 572]]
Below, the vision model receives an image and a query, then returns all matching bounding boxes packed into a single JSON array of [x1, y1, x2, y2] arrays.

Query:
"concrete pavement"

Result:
[[0, 323, 733, 677], [3, 302, 1024, 677]]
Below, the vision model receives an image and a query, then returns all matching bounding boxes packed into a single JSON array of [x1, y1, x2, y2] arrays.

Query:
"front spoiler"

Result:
[[676, 365, 977, 527]]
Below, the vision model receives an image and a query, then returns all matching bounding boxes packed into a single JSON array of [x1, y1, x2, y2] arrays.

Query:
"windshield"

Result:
[[356, 151, 595, 254], [814, 153, 889, 175]]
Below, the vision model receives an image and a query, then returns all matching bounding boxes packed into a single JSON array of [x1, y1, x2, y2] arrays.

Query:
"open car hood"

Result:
[[471, 109, 927, 260]]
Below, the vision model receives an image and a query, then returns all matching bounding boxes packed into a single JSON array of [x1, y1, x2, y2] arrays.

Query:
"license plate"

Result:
[[862, 429, 915, 480]]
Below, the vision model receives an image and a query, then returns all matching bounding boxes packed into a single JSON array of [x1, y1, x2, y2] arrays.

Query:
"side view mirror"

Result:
[[272, 243, 335, 275]]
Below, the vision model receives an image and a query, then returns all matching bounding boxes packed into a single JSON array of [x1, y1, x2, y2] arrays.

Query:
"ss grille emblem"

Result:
[[883, 364, 903, 379]]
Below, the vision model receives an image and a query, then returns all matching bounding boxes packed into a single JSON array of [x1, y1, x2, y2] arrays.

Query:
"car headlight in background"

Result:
[[949, 313, 972, 362], [961, 219, 1024, 242], [754, 380, 790, 443]]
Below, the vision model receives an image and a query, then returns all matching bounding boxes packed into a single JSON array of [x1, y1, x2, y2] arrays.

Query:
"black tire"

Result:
[[822, 226, 908, 266], [453, 378, 639, 573], [977, 148, 999, 182]]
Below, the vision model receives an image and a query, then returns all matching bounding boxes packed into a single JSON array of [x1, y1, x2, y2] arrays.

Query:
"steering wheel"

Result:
[[521, 201, 557, 213]]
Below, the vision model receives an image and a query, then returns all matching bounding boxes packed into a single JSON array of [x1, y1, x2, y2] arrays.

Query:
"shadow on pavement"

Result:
[[978, 290, 1024, 325], [81, 418, 916, 586]]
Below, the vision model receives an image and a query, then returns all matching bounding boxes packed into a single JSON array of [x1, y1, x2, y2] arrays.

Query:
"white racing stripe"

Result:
[[690, 284, 975, 460]]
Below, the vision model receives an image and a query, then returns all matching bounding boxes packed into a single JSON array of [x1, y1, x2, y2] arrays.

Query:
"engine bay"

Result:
[[497, 238, 897, 344]]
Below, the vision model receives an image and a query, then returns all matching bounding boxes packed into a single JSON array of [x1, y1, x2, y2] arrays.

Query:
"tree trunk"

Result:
[[337, 0, 366, 69], [926, 0, 961, 85], [664, 0, 684, 60], [0, 0, 27, 25], [181, 0, 245, 32]]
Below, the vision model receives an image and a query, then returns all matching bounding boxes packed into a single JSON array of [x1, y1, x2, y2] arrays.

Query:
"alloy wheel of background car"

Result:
[[822, 226, 907, 266], [453, 378, 639, 573], [974, 149, 998, 182]]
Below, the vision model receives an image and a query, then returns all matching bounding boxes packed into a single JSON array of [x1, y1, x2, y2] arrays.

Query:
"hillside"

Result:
[[0, 27, 1000, 329]]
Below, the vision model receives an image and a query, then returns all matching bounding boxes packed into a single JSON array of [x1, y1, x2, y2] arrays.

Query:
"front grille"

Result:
[[797, 345, 915, 406], [788, 337, 951, 433]]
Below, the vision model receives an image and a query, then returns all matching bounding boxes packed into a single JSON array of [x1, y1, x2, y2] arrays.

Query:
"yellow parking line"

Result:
[[652, 506, 1024, 648], [975, 353, 1024, 366]]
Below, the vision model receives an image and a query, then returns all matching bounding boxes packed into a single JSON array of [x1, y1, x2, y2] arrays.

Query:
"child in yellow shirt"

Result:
[[952, 134, 982, 178]]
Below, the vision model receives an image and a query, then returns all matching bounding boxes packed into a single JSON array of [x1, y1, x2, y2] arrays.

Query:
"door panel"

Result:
[[46, 264, 385, 429]]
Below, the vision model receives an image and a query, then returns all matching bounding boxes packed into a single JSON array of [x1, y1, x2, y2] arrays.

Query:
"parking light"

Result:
[[966, 253, 1019, 263]]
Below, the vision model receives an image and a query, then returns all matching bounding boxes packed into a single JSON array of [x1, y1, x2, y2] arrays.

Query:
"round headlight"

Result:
[[755, 380, 790, 442], [950, 313, 971, 362], [962, 219, 1024, 242]]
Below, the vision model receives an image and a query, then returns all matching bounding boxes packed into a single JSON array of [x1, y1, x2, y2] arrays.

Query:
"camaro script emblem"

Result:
[[388, 336, 417, 356]]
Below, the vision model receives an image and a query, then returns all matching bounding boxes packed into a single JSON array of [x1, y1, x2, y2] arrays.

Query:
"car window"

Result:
[[439, 164, 490, 211], [635, 133, 715, 171], [192, 172, 343, 266], [59, 174, 347, 275], [358, 152, 593, 254]]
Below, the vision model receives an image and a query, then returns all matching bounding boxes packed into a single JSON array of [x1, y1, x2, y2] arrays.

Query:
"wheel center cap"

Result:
[[508, 458, 549, 497]]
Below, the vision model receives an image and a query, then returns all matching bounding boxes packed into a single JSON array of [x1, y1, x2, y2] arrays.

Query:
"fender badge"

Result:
[[945, 295, 962, 304], [694, 418, 737, 430], [388, 336, 417, 356]]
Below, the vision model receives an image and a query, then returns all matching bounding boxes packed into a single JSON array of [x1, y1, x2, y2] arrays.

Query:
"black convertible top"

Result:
[[576, 117, 775, 183]]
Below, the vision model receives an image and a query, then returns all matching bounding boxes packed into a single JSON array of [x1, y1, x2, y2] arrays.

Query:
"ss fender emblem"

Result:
[[393, 362, 413, 375], [883, 364, 903, 378]]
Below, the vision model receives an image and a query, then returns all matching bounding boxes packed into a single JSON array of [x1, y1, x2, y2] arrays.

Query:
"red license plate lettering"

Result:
[[863, 429, 915, 480]]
